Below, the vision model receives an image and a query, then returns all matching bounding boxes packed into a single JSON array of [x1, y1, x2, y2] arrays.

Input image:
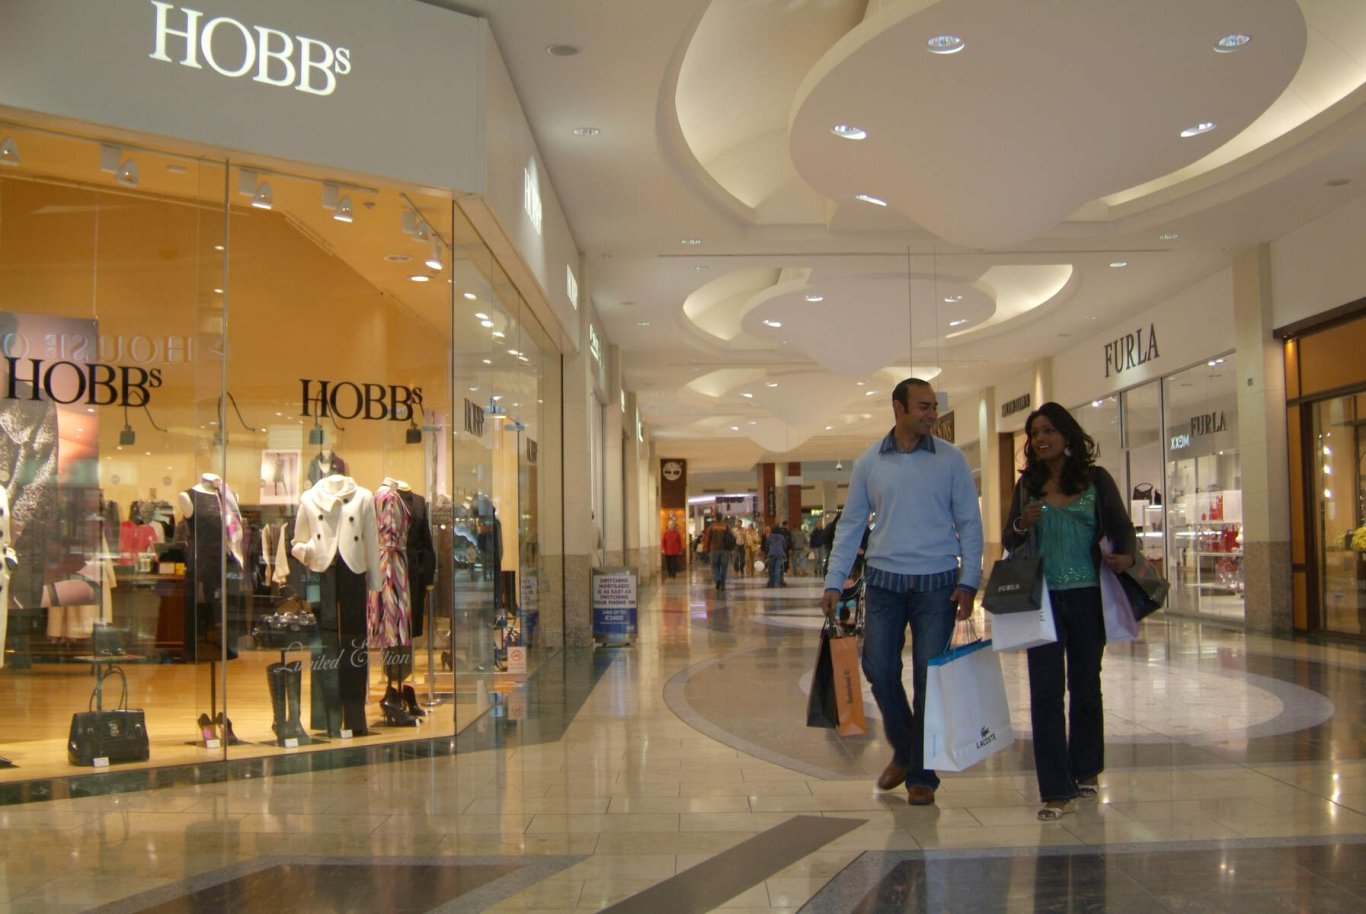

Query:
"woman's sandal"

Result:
[[1077, 784, 1099, 798], [1037, 801, 1072, 821]]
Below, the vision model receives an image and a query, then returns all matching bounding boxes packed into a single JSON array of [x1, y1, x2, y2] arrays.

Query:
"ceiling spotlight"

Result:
[[1109, 261, 1129, 268], [0, 137, 19, 167], [410, 274, 431, 283], [463, 291, 478, 301], [835, 460, 844, 470], [251, 181, 274, 209], [762, 319, 782, 328], [1214, 34, 1251, 52], [1180, 121, 1216, 138], [740, 392, 753, 399], [474, 311, 489, 320], [943, 294, 963, 303], [692, 265, 709, 272], [831, 124, 868, 140], [115, 158, 140, 188], [572, 126, 600, 136], [681, 238, 702, 245], [855, 193, 887, 206], [1158, 232, 1180, 241], [480, 320, 493, 328], [765, 381, 779, 388], [425, 243, 443, 271], [546, 43, 579, 56], [926, 35, 965, 54], [805, 294, 824, 302], [949, 318, 968, 327], [636, 321, 650, 327], [333, 195, 354, 223]]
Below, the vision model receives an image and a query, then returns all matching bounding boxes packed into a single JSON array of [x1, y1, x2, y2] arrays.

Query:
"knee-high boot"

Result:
[[267, 662, 289, 744], [283, 660, 311, 744]]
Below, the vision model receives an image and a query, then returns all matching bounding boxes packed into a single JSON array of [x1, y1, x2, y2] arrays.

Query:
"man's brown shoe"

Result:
[[907, 785, 936, 806], [876, 762, 908, 791]]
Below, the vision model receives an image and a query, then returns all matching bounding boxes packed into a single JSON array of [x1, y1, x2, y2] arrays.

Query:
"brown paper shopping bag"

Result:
[[828, 630, 867, 736]]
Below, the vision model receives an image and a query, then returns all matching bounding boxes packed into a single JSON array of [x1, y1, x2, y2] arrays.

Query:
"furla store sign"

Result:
[[148, 2, 352, 96]]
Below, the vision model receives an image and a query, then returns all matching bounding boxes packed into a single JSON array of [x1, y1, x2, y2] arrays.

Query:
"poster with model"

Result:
[[258, 449, 300, 505], [0, 310, 102, 668]]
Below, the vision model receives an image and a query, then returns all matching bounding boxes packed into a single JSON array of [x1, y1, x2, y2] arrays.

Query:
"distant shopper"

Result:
[[705, 517, 735, 591], [765, 525, 787, 587], [661, 521, 684, 579], [1002, 402, 1136, 822], [821, 378, 983, 807]]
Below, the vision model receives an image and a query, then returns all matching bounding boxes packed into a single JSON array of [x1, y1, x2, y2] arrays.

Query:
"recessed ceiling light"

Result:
[[831, 124, 868, 140], [474, 311, 489, 320], [1327, 178, 1352, 187], [480, 320, 493, 328], [948, 318, 968, 327], [1093, 400, 1104, 408], [926, 35, 965, 54], [805, 294, 824, 302], [636, 321, 650, 327], [1180, 121, 1216, 137], [765, 381, 779, 388], [463, 291, 478, 300], [855, 193, 887, 206], [1214, 34, 1251, 52], [865, 390, 877, 396], [572, 126, 600, 136], [410, 274, 431, 283], [762, 319, 782, 328], [1109, 261, 1129, 268], [213, 244, 225, 251], [825, 426, 834, 431], [212, 287, 223, 295], [729, 426, 740, 432], [943, 294, 962, 303], [692, 265, 709, 272], [681, 238, 702, 245], [385, 253, 411, 263], [1158, 232, 1180, 241], [741, 392, 753, 398], [856, 380, 868, 386], [621, 300, 636, 306], [546, 44, 579, 56], [492, 331, 505, 339], [482, 359, 492, 365]]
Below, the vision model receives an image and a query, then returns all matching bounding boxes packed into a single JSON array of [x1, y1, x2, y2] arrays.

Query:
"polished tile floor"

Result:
[[3, 568, 1366, 912]]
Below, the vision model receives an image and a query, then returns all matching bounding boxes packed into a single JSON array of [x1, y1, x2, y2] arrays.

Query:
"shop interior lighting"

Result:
[[831, 124, 867, 140], [99, 144, 139, 187], [1180, 121, 1216, 137], [251, 181, 273, 210], [425, 242, 443, 271], [321, 184, 354, 223], [116, 158, 140, 188], [805, 294, 824, 302], [855, 193, 887, 206], [927, 35, 965, 54], [0, 137, 19, 167], [1215, 34, 1251, 52]]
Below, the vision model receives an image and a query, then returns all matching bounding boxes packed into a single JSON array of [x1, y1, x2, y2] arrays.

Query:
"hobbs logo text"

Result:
[[149, 1, 352, 96]]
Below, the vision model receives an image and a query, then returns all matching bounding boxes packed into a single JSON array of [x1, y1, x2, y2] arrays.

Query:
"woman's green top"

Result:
[[1038, 487, 1098, 590]]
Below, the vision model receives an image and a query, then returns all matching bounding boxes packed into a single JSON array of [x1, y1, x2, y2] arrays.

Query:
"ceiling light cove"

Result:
[[831, 123, 867, 140]]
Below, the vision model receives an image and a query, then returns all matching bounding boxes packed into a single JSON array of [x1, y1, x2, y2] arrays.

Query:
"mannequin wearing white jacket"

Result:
[[292, 474, 381, 736]]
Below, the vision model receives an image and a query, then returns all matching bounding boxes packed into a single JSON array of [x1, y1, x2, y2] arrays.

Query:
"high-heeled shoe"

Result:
[[400, 684, 427, 717], [197, 713, 216, 744], [215, 712, 242, 746], [378, 686, 419, 727]]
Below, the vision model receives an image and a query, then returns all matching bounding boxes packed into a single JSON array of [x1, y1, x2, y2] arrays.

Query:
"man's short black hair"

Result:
[[892, 377, 932, 409]]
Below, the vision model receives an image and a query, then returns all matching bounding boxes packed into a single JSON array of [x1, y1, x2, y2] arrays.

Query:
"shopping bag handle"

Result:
[[943, 618, 980, 654]]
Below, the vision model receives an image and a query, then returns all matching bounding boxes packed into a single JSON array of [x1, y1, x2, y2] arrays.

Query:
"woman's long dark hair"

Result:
[[1020, 402, 1097, 497]]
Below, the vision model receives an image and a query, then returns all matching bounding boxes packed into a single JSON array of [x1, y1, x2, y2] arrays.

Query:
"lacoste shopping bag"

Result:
[[923, 639, 1014, 772], [990, 583, 1058, 652]]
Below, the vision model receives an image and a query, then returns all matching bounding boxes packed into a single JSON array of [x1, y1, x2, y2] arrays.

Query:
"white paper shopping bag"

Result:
[[990, 583, 1057, 652], [923, 639, 1015, 772]]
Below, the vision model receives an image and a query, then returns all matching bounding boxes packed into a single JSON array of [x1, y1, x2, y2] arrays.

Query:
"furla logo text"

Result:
[[148, 2, 352, 97]]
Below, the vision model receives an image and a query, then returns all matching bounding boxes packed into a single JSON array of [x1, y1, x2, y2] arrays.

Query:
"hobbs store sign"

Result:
[[148, 1, 351, 96]]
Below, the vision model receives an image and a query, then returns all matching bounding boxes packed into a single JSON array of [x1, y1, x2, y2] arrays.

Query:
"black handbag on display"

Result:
[[1132, 483, 1161, 505], [91, 622, 125, 657], [982, 555, 1045, 614], [68, 666, 150, 767]]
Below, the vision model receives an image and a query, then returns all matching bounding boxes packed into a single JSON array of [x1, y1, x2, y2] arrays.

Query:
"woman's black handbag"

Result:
[[1120, 555, 1169, 618], [982, 555, 1044, 614], [68, 666, 150, 767]]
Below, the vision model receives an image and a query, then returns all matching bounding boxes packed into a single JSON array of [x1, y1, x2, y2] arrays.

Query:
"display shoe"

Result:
[[267, 663, 290, 743], [400, 684, 427, 717], [215, 712, 242, 746], [197, 712, 216, 744], [379, 687, 419, 727], [282, 661, 312, 744]]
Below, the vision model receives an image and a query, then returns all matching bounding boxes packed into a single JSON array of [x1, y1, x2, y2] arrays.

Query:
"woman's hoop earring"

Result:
[[1064, 446, 1073, 456]]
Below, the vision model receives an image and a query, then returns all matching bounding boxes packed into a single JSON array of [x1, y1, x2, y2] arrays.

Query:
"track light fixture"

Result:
[[425, 242, 443, 271], [251, 181, 273, 210], [321, 182, 354, 223], [0, 137, 18, 167], [116, 158, 139, 188], [98, 144, 138, 186]]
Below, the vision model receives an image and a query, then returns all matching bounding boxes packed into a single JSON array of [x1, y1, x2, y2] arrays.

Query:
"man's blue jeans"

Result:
[[710, 550, 730, 585], [862, 581, 958, 790], [766, 555, 784, 587]]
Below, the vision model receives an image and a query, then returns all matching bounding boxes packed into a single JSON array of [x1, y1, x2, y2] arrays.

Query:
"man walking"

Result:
[[705, 517, 735, 591], [820, 378, 982, 806]]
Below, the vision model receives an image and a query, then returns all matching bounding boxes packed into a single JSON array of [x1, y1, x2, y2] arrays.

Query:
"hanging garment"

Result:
[[366, 484, 412, 650]]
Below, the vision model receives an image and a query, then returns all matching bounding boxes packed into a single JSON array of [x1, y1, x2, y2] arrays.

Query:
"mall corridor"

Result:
[[2, 569, 1365, 913]]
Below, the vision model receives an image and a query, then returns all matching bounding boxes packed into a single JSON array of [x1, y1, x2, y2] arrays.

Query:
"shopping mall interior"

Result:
[[3, 0, 1366, 911]]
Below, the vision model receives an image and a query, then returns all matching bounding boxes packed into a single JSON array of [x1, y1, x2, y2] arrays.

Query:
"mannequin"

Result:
[[292, 473, 381, 737], [178, 473, 244, 662], [306, 446, 348, 486], [367, 477, 419, 725], [397, 479, 435, 639]]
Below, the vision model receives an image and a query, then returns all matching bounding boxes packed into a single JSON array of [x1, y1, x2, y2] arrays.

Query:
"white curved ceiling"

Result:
[[448, 0, 1366, 476]]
